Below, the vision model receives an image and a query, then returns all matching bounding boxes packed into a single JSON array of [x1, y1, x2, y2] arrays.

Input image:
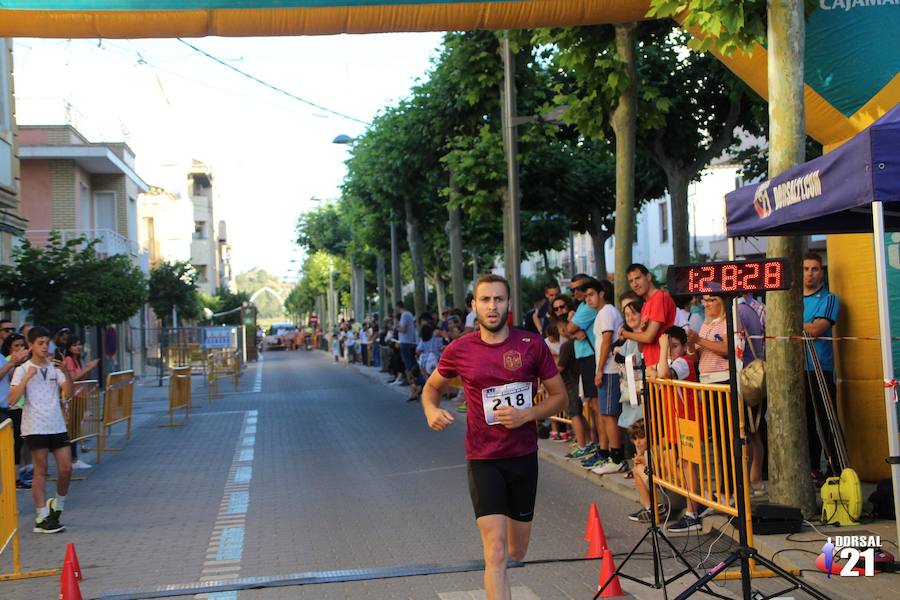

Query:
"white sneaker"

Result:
[[591, 460, 625, 475], [72, 459, 92, 469]]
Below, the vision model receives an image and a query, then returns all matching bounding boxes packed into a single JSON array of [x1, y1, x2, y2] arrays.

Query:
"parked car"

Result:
[[263, 324, 294, 351]]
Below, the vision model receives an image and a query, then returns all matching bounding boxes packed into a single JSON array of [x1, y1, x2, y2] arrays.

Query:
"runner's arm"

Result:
[[422, 369, 455, 431]]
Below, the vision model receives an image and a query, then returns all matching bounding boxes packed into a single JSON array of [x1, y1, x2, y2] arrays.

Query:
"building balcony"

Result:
[[26, 228, 150, 273]]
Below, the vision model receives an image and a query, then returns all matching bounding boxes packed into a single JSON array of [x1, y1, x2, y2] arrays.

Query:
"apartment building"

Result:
[[138, 185, 193, 267], [188, 160, 234, 295], [18, 123, 151, 374], [0, 40, 25, 265]]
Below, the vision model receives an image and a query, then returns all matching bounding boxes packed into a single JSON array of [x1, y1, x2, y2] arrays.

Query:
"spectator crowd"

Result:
[[326, 251, 841, 536]]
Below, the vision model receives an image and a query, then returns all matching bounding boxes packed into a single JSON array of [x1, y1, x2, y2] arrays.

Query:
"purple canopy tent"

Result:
[[725, 102, 900, 546]]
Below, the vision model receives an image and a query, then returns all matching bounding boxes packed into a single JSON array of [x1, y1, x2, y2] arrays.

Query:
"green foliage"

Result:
[[285, 251, 351, 318], [148, 260, 201, 326], [234, 268, 292, 320], [647, 0, 767, 55], [0, 232, 147, 330], [205, 287, 251, 325], [295, 202, 352, 256]]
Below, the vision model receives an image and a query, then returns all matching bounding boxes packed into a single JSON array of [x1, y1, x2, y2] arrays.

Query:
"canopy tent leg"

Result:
[[871, 201, 900, 549]]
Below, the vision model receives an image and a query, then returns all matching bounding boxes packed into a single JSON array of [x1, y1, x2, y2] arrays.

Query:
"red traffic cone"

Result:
[[64, 543, 82, 581], [597, 548, 624, 597], [60, 560, 83, 600], [584, 506, 609, 559], [584, 503, 600, 541]]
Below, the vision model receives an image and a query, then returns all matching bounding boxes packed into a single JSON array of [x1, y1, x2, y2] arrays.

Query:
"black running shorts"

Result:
[[467, 452, 538, 522], [24, 432, 70, 451]]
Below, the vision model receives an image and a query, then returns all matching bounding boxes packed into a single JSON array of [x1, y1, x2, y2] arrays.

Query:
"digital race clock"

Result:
[[666, 258, 792, 296]]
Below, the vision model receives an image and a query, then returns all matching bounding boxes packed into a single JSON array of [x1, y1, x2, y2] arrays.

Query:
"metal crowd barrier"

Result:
[[162, 366, 192, 428], [0, 419, 59, 581], [67, 380, 102, 456], [645, 377, 786, 580], [206, 349, 241, 401], [98, 370, 135, 461]]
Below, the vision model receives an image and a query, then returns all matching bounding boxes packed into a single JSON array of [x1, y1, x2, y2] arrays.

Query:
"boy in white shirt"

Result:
[[9, 326, 74, 533]]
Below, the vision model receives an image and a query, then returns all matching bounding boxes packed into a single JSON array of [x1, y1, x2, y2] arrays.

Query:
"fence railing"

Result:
[[163, 366, 192, 428], [645, 377, 783, 580], [98, 370, 134, 461], [66, 380, 102, 451], [0, 419, 60, 581]]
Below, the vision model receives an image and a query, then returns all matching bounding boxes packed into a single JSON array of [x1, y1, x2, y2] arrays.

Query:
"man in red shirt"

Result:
[[422, 274, 566, 600], [619, 263, 676, 375]]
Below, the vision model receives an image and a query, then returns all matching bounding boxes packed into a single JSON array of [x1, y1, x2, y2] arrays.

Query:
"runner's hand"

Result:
[[494, 406, 531, 429], [425, 406, 455, 431]]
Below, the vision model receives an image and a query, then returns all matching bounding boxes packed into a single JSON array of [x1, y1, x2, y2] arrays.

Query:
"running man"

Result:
[[421, 274, 566, 600]]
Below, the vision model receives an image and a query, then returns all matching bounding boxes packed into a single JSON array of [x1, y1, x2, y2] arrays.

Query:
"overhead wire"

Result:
[[175, 38, 370, 126]]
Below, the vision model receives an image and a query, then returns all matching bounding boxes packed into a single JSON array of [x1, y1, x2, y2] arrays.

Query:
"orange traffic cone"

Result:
[[60, 560, 83, 600], [64, 543, 82, 581], [597, 548, 624, 597], [584, 505, 608, 559], [584, 503, 600, 541]]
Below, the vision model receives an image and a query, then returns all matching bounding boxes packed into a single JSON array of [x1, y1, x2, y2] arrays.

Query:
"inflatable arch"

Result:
[[2, 1, 899, 478]]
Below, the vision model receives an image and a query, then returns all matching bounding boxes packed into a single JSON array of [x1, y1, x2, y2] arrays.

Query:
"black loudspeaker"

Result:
[[751, 503, 804, 535]]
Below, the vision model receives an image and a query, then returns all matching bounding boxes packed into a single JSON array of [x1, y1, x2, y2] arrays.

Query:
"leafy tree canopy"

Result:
[[0, 232, 147, 330], [148, 260, 201, 326]]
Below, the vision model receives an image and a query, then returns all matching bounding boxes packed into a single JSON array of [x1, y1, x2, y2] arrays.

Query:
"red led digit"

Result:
[[721, 264, 739, 291], [698, 266, 715, 292], [688, 267, 700, 293], [741, 262, 759, 289], [764, 261, 781, 288]]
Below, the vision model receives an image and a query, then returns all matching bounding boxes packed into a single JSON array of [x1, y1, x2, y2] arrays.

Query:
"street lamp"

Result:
[[332, 134, 354, 145]]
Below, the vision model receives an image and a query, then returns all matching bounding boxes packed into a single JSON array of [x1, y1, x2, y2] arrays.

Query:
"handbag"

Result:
[[740, 330, 766, 408]]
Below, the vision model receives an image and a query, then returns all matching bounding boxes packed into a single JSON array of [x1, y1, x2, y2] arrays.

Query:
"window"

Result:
[[659, 202, 669, 243], [193, 221, 207, 240], [94, 191, 117, 231]]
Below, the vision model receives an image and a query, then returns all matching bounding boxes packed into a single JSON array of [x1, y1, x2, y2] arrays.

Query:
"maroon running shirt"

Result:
[[437, 327, 560, 460]]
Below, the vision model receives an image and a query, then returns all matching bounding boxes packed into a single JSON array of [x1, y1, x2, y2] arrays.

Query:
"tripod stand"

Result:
[[593, 362, 727, 600]]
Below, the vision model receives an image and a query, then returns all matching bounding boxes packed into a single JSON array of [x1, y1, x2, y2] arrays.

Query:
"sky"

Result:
[[12, 33, 444, 280]]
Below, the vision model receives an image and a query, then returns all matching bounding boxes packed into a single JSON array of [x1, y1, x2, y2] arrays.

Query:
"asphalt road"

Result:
[[3, 349, 793, 599]]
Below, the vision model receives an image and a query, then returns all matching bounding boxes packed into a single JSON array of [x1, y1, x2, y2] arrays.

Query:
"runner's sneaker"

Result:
[[72, 459, 92, 469], [591, 460, 627, 475], [47, 498, 62, 522], [581, 454, 607, 469], [33, 515, 64, 534], [667, 514, 702, 534]]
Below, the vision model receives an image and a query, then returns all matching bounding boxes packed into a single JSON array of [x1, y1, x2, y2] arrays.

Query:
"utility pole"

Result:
[[500, 34, 522, 323]]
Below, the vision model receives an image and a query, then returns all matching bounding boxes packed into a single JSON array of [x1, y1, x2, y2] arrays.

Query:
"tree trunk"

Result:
[[376, 254, 387, 322], [349, 258, 358, 319], [766, 0, 816, 517], [390, 211, 401, 309], [589, 208, 609, 280], [446, 177, 466, 310], [404, 197, 426, 317], [612, 23, 638, 298], [667, 169, 690, 265], [500, 35, 522, 324], [434, 274, 446, 316], [355, 262, 366, 321], [540, 249, 550, 274]]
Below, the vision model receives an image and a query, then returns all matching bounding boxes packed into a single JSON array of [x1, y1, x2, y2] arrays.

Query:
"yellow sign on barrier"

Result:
[[0, 419, 60, 581]]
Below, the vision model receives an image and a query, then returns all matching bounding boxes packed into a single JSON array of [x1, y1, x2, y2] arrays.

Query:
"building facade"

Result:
[[18, 123, 151, 375], [138, 186, 193, 268], [188, 161, 234, 295], [0, 40, 25, 266]]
